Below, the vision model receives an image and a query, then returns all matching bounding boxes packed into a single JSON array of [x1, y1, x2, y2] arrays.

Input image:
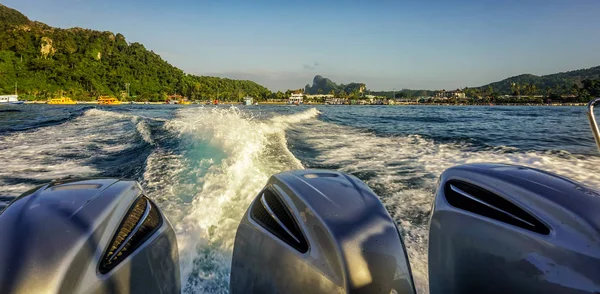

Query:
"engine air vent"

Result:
[[444, 181, 549, 235], [250, 188, 308, 253], [100, 195, 162, 273]]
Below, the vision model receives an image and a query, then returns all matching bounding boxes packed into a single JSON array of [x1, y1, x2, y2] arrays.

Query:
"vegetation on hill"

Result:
[[0, 4, 271, 101], [324, 66, 600, 102], [460, 66, 599, 102], [480, 66, 600, 95], [304, 75, 365, 98], [2, 4, 599, 103]]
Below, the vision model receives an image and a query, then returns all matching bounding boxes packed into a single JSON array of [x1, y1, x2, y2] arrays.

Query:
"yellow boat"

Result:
[[47, 97, 77, 105], [178, 99, 191, 105], [97, 96, 121, 105]]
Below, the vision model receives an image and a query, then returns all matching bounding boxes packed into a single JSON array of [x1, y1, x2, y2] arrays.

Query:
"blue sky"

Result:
[[3, 0, 600, 91]]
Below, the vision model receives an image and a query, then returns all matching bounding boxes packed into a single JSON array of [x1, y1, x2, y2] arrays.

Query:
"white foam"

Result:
[[0, 108, 148, 195], [134, 117, 155, 145], [142, 106, 318, 292], [291, 119, 600, 294]]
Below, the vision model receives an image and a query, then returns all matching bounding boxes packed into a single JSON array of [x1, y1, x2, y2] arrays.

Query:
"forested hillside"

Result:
[[480, 66, 600, 95], [0, 4, 271, 101]]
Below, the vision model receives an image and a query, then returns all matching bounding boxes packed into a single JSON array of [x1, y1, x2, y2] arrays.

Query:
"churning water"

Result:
[[1, 104, 599, 293]]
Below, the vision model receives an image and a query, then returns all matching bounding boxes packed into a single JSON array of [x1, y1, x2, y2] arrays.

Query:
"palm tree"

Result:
[[530, 84, 537, 96], [511, 82, 521, 98]]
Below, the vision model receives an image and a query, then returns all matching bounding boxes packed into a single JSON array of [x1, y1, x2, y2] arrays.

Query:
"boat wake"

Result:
[[0, 108, 155, 195], [141, 107, 318, 293], [287, 118, 600, 294]]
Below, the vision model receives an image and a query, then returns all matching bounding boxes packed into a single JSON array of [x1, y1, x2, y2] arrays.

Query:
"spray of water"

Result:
[[0, 108, 150, 195], [291, 118, 600, 294], [141, 107, 320, 293]]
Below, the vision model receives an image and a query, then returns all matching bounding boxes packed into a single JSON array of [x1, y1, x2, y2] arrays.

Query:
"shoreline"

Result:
[[14, 101, 588, 107]]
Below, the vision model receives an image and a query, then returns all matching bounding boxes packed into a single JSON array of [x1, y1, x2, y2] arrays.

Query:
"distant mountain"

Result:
[[0, 4, 271, 101], [480, 66, 600, 95], [337, 66, 600, 99], [304, 75, 365, 96]]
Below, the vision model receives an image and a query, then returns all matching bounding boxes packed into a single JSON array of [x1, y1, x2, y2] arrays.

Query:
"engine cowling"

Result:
[[0, 178, 180, 294], [230, 169, 416, 294], [429, 163, 600, 294]]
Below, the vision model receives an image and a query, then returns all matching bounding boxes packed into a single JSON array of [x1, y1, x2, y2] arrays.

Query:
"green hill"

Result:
[[0, 4, 271, 101], [328, 65, 600, 100], [304, 75, 365, 97], [480, 66, 600, 96]]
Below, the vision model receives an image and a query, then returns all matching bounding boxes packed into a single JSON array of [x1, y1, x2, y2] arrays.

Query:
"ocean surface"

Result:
[[1, 104, 600, 293]]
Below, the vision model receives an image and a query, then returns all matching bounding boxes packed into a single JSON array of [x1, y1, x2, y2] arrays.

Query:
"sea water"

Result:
[[1, 104, 599, 293]]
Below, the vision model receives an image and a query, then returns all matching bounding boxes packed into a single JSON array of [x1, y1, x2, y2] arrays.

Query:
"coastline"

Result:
[[15, 101, 588, 107]]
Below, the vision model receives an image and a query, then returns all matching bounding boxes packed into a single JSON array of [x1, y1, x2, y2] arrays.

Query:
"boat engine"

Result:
[[230, 165, 600, 294], [0, 179, 180, 294], [230, 170, 416, 294], [429, 163, 600, 294]]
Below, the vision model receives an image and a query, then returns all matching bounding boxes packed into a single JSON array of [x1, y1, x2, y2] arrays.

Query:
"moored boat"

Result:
[[166, 94, 191, 105], [97, 96, 121, 105], [47, 97, 77, 105], [0, 95, 24, 104]]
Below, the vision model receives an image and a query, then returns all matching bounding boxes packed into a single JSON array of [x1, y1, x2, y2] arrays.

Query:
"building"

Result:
[[305, 94, 334, 99], [435, 89, 466, 99], [289, 93, 304, 104], [394, 98, 417, 105], [325, 98, 348, 105]]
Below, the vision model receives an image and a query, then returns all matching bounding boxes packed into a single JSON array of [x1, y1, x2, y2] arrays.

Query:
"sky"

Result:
[[3, 0, 600, 91]]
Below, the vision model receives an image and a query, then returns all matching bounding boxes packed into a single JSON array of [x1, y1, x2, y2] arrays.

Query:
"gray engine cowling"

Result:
[[230, 169, 416, 294], [430, 163, 600, 294], [0, 178, 180, 294]]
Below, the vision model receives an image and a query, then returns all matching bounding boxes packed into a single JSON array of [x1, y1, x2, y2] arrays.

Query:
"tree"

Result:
[[571, 83, 579, 96], [275, 91, 285, 100], [464, 87, 481, 99], [0, 5, 274, 100], [511, 83, 521, 97]]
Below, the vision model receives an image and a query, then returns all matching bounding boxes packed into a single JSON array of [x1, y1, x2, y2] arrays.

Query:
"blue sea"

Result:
[[1, 104, 599, 293]]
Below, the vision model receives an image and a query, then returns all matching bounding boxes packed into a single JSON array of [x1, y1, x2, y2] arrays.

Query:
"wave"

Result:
[[286, 118, 600, 294], [0, 108, 156, 195], [0, 106, 96, 134], [141, 106, 318, 293]]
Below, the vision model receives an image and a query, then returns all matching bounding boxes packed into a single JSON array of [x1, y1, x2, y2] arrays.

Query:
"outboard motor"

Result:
[[0, 178, 179, 293], [430, 163, 600, 294], [230, 169, 416, 294], [232, 165, 600, 293]]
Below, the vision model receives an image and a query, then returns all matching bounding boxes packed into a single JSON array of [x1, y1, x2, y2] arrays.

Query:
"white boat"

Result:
[[0, 95, 24, 104], [243, 96, 254, 105]]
